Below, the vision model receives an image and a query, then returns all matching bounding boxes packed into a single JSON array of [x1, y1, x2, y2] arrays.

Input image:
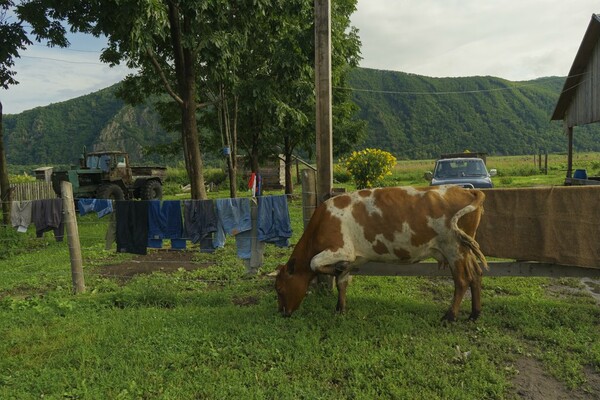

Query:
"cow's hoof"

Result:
[[468, 311, 480, 321], [441, 312, 457, 323], [335, 306, 346, 314]]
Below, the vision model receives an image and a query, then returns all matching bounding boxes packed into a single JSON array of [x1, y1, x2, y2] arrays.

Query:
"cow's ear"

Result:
[[287, 258, 296, 275]]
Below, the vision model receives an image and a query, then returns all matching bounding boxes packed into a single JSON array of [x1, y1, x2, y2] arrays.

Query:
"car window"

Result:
[[434, 160, 487, 178]]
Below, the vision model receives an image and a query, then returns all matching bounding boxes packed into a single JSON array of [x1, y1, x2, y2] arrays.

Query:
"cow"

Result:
[[275, 185, 488, 321]]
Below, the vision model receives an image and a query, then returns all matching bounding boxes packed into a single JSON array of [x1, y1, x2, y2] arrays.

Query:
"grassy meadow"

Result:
[[1, 153, 599, 399]]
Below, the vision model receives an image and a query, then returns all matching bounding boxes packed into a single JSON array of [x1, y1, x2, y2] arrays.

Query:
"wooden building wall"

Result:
[[566, 37, 600, 127]]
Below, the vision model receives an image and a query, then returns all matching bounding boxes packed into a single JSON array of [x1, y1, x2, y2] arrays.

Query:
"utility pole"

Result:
[[315, 0, 333, 203], [314, 0, 334, 290]]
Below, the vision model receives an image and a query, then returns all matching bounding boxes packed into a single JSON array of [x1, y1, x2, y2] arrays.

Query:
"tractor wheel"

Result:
[[141, 180, 163, 200], [96, 184, 125, 201]]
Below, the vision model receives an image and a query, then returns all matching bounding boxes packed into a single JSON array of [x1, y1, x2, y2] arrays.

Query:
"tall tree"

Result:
[[0, 101, 9, 224], [229, 0, 365, 194], [1, 0, 71, 223]]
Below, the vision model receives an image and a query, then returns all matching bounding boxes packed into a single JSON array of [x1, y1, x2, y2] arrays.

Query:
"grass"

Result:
[[1, 154, 600, 399]]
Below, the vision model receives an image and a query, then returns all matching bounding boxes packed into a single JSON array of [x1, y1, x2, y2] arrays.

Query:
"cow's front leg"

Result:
[[335, 268, 352, 313]]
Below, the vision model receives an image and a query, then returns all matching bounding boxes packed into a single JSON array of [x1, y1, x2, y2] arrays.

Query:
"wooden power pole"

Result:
[[315, 0, 333, 203], [314, 0, 334, 290]]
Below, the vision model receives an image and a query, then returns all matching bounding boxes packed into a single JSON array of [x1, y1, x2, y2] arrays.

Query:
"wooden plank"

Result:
[[351, 261, 600, 278]]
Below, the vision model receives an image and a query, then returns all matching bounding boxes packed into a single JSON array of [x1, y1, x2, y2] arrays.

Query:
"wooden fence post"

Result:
[[245, 200, 264, 275], [61, 181, 85, 294], [301, 168, 334, 290], [301, 169, 317, 229]]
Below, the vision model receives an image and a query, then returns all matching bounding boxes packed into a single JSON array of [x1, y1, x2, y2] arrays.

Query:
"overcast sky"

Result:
[[2, 0, 598, 114]]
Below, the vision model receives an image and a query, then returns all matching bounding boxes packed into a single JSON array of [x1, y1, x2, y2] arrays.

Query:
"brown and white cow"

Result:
[[275, 185, 488, 321]]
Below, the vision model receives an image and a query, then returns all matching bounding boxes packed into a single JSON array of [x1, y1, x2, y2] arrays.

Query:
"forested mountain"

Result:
[[3, 68, 598, 165], [3, 85, 175, 166], [348, 69, 599, 159]]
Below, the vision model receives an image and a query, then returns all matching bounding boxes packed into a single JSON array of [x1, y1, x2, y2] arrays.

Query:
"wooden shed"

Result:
[[551, 13, 600, 184]]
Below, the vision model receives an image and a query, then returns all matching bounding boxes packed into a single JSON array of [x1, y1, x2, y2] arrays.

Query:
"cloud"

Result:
[[3, 0, 599, 113], [2, 37, 130, 114], [351, 0, 599, 80]]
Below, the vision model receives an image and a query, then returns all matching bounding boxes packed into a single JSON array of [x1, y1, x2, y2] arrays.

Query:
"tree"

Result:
[[0, 101, 9, 225], [16, 0, 241, 200], [0, 0, 71, 223], [211, 0, 365, 195]]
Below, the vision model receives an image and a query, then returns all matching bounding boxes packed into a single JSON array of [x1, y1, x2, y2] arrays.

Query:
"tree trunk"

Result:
[[220, 88, 237, 199], [182, 99, 207, 200], [168, 5, 207, 200], [0, 102, 11, 225], [250, 138, 260, 172]]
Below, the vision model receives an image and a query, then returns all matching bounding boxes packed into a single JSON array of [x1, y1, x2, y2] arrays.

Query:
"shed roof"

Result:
[[551, 14, 600, 121]]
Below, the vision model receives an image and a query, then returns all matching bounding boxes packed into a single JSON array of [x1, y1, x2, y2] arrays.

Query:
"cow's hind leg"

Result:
[[443, 259, 470, 322], [468, 255, 483, 321]]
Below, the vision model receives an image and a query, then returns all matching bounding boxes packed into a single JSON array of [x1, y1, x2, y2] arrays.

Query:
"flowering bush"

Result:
[[344, 148, 397, 189]]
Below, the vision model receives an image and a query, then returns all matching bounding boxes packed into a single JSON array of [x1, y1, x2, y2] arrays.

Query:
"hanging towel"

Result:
[[257, 195, 292, 247], [116, 201, 149, 255], [11, 200, 33, 233], [31, 199, 64, 241], [183, 200, 217, 252], [215, 198, 252, 259], [78, 198, 113, 218]]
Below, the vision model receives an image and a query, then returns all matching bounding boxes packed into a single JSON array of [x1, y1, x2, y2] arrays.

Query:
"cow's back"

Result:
[[313, 186, 484, 264]]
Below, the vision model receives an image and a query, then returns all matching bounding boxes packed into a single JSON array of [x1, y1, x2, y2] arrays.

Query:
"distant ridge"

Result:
[[4, 68, 598, 165]]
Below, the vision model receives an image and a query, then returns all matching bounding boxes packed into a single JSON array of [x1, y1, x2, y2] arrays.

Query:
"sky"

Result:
[[2, 0, 599, 114]]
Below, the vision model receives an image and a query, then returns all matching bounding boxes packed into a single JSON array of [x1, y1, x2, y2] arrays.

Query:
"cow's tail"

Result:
[[450, 191, 489, 278]]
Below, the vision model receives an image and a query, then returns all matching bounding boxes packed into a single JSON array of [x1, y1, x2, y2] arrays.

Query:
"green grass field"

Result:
[[1, 154, 599, 399]]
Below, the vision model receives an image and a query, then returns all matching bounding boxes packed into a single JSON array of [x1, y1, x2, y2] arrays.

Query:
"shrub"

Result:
[[205, 169, 227, 187], [333, 164, 351, 183], [9, 173, 36, 184], [344, 148, 397, 189], [0, 227, 26, 259]]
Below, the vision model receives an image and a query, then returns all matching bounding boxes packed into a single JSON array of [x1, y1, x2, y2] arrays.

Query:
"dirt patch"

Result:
[[581, 278, 600, 304], [98, 250, 213, 280], [546, 278, 600, 304], [511, 357, 600, 399]]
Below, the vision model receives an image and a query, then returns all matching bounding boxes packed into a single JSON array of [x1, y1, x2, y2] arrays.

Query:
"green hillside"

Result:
[[348, 68, 599, 159], [3, 68, 599, 165], [3, 85, 174, 166]]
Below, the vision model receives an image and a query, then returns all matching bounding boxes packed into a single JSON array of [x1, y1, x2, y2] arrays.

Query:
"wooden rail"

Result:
[[351, 261, 600, 278]]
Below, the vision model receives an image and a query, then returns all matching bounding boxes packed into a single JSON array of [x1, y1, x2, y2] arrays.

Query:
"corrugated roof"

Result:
[[551, 14, 600, 121]]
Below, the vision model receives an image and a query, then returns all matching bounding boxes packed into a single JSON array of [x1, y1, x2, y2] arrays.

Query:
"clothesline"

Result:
[[0, 190, 319, 207]]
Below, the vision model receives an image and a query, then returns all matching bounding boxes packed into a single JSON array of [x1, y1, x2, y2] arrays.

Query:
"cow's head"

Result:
[[275, 259, 313, 317]]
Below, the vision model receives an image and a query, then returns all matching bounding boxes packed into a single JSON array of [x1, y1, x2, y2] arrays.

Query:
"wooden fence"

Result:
[[9, 182, 57, 202], [300, 169, 600, 279]]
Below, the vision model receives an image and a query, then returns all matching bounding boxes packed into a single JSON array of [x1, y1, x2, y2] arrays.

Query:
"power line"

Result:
[[20, 55, 105, 66], [30, 43, 102, 54]]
